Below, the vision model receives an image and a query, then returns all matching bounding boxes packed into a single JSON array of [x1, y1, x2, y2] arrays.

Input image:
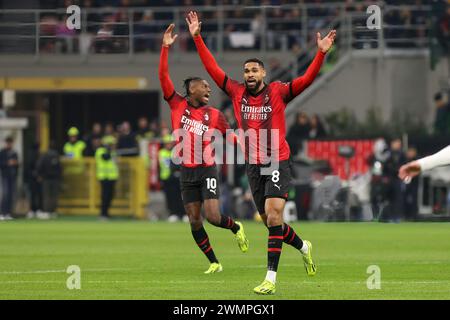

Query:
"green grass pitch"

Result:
[[1, 218, 450, 299]]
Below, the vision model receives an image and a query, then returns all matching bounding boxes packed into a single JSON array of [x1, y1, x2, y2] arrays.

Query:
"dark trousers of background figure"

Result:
[[29, 179, 42, 212], [1, 176, 16, 214], [162, 176, 185, 219], [42, 180, 60, 213], [387, 179, 405, 221], [100, 180, 116, 218], [404, 179, 419, 221]]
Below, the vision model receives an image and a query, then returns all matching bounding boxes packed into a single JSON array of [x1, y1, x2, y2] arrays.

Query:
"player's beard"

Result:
[[245, 79, 262, 93]]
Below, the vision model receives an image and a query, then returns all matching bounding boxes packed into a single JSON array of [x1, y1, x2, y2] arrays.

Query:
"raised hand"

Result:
[[186, 11, 202, 37], [317, 29, 337, 53], [162, 23, 178, 47], [398, 161, 422, 182]]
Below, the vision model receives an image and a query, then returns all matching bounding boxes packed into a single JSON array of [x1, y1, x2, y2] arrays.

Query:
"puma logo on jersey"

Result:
[[204, 113, 209, 121], [185, 109, 191, 115], [209, 189, 216, 195], [274, 184, 281, 190]]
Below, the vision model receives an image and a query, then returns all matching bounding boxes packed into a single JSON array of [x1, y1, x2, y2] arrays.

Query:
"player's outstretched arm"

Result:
[[159, 24, 178, 100], [290, 30, 337, 97], [398, 145, 450, 181], [186, 11, 228, 92]]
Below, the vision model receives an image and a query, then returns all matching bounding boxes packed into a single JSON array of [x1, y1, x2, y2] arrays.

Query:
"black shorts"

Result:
[[246, 160, 292, 215], [180, 165, 220, 205]]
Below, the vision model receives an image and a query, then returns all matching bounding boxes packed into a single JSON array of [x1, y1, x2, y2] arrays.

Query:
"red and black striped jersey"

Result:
[[159, 46, 231, 168], [193, 35, 325, 164]]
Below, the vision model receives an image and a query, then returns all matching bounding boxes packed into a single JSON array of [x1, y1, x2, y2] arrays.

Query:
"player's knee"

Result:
[[265, 208, 282, 227]]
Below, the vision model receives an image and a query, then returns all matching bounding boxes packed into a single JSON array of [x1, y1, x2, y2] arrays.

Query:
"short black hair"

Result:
[[5, 136, 13, 143], [243, 58, 265, 69], [434, 92, 443, 101], [183, 77, 203, 97]]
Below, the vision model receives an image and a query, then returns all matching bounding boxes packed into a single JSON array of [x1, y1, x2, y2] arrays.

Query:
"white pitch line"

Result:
[[0, 268, 134, 275]]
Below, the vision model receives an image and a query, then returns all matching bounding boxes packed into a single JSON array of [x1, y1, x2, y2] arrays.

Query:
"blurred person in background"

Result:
[[158, 134, 185, 222], [149, 120, 161, 139], [403, 146, 419, 221], [309, 114, 327, 139], [368, 138, 390, 220], [384, 138, 406, 222], [95, 136, 119, 220], [433, 92, 450, 136], [36, 141, 62, 219], [102, 122, 117, 144], [0, 136, 19, 220], [134, 10, 158, 52], [287, 112, 311, 157], [117, 121, 139, 157], [25, 142, 43, 219], [136, 116, 155, 143], [64, 127, 87, 176], [64, 127, 86, 159], [84, 122, 103, 157]]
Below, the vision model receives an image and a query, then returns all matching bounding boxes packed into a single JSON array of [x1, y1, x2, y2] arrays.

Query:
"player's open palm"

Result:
[[186, 11, 202, 37], [163, 24, 178, 47], [317, 30, 337, 53]]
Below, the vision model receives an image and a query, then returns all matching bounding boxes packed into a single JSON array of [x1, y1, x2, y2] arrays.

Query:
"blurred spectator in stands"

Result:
[[113, 7, 130, 52], [159, 134, 185, 222], [40, 15, 58, 53], [433, 92, 450, 135], [64, 127, 86, 159], [25, 142, 42, 219], [36, 141, 62, 219], [149, 120, 161, 139], [0, 136, 19, 220], [384, 138, 406, 222], [136, 116, 155, 142], [95, 136, 119, 220], [95, 15, 115, 53], [84, 122, 103, 156], [55, 18, 77, 53], [135, 10, 158, 52], [287, 112, 311, 157], [250, 13, 264, 49], [84, 0, 101, 34], [309, 114, 327, 139], [436, 4, 450, 53], [102, 121, 117, 145], [117, 121, 139, 156], [403, 146, 419, 220]]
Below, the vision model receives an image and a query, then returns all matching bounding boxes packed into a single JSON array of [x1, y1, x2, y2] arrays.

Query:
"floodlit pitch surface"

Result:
[[1, 219, 450, 299]]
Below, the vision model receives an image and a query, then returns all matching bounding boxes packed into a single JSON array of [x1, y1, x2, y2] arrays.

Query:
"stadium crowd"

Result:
[[33, 0, 447, 54]]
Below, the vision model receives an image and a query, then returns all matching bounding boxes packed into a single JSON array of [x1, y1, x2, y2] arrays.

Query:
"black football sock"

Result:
[[267, 225, 283, 272], [283, 223, 304, 251], [191, 226, 219, 264], [218, 215, 240, 234]]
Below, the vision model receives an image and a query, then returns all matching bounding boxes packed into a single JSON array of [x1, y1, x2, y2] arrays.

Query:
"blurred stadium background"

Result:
[[0, 0, 449, 223]]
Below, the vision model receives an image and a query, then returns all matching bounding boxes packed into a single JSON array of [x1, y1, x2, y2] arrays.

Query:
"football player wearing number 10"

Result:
[[187, 11, 336, 294], [159, 24, 249, 275]]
